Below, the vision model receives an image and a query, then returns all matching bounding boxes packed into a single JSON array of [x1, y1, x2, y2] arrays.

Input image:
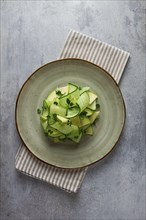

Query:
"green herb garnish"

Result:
[[56, 90, 63, 97], [54, 101, 58, 105], [66, 98, 71, 105], [37, 109, 41, 114], [53, 113, 57, 121], [67, 120, 72, 126], [80, 111, 87, 117], [48, 129, 53, 134]]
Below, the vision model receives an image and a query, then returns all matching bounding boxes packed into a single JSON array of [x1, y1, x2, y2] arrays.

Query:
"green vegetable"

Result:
[[56, 90, 63, 97], [85, 126, 93, 135], [38, 83, 100, 143], [87, 91, 98, 104], [77, 92, 90, 112], [88, 100, 96, 110], [67, 107, 79, 118], [37, 108, 41, 114]]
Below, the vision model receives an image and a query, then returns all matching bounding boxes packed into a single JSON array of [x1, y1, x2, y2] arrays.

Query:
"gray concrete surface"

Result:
[[1, 1, 145, 220]]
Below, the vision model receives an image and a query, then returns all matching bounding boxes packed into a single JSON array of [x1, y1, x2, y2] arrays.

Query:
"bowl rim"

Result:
[[15, 58, 126, 169]]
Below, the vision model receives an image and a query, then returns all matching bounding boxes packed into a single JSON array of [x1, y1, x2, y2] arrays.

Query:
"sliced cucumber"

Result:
[[88, 100, 96, 111], [80, 124, 90, 132], [51, 135, 66, 143], [68, 83, 78, 93], [50, 104, 66, 117], [59, 86, 68, 95], [40, 115, 47, 121], [45, 90, 56, 107], [72, 132, 82, 143], [39, 83, 100, 143], [48, 115, 56, 125], [79, 86, 90, 95], [47, 127, 62, 137], [57, 115, 68, 123], [68, 125, 82, 143], [42, 100, 49, 117], [66, 107, 80, 118], [70, 116, 81, 127], [84, 108, 94, 116], [70, 88, 80, 101], [89, 111, 100, 123], [50, 121, 73, 134], [40, 117, 48, 132], [85, 126, 93, 135], [87, 91, 98, 104], [59, 88, 80, 108], [77, 92, 90, 112], [59, 93, 70, 108], [80, 116, 91, 127]]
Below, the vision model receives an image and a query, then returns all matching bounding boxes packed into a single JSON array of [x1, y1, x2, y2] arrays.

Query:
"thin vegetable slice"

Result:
[[89, 111, 100, 123], [50, 122, 73, 134], [80, 116, 91, 127], [59, 86, 79, 108], [68, 83, 78, 93], [50, 104, 66, 117], [70, 116, 81, 127], [57, 115, 68, 123], [59, 86, 68, 95], [77, 92, 90, 112], [42, 100, 49, 117], [87, 100, 96, 111], [68, 125, 82, 143], [87, 91, 98, 104], [66, 107, 80, 118], [47, 127, 63, 137], [40, 117, 48, 132], [84, 108, 94, 116], [85, 126, 93, 135], [45, 90, 56, 107], [79, 86, 90, 95]]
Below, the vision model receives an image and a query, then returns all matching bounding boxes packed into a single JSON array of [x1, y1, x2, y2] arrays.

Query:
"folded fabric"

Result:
[[15, 30, 130, 193]]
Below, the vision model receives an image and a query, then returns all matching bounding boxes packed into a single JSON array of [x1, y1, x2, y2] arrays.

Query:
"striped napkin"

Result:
[[15, 30, 130, 193]]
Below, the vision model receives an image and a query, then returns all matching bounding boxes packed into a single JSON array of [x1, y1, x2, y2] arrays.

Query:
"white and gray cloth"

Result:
[[15, 30, 130, 193]]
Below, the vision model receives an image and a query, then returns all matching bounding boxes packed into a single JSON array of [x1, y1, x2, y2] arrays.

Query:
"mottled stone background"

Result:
[[1, 1, 145, 220]]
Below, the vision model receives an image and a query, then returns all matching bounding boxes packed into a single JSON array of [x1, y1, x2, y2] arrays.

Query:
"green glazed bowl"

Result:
[[15, 59, 126, 168]]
